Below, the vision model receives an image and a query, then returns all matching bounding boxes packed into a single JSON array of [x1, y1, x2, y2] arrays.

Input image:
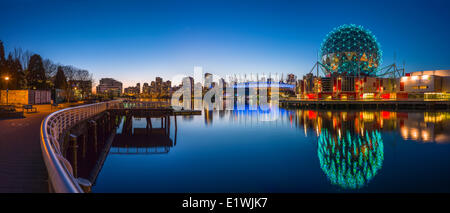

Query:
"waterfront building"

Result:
[[141, 77, 172, 98], [296, 24, 449, 101], [142, 83, 150, 94], [69, 80, 92, 99], [287, 74, 297, 85], [314, 24, 384, 100], [203, 73, 214, 94], [182, 76, 195, 97], [285, 74, 297, 95], [204, 73, 213, 84], [0, 89, 51, 104], [124, 83, 141, 96], [96, 78, 123, 97], [399, 70, 450, 99]]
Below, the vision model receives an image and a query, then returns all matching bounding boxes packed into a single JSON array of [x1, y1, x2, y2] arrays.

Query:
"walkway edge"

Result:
[[40, 100, 121, 193]]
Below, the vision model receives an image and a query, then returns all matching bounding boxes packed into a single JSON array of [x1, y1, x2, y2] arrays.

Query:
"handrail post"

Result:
[[40, 100, 122, 193]]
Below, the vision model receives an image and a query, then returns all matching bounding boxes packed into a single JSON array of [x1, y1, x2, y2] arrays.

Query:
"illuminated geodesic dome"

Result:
[[318, 129, 384, 189], [320, 24, 382, 76]]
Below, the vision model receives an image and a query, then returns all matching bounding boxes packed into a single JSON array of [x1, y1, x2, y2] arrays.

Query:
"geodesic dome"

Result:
[[320, 24, 382, 76]]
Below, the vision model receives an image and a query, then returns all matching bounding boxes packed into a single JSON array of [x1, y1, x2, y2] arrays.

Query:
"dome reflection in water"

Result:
[[318, 129, 384, 189]]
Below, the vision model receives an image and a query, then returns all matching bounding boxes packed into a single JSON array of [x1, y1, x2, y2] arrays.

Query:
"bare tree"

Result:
[[73, 69, 93, 99], [42, 58, 58, 79], [13, 47, 32, 70], [61, 65, 76, 102], [74, 69, 92, 81]]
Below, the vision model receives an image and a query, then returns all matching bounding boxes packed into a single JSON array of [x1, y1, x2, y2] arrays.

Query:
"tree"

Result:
[[0, 42, 26, 90], [54, 66, 67, 89], [26, 54, 48, 89], [73, 69, 93, 99], [62, 65, 75, 102], [42, 58, 58, 89], [3, 54, 26, 90], [0, 41, 5, 89], [0, 41, 5, 62], [0, 41, 93, 94], [14, 58, 26, 89], [43, 58, 58, 79], [12, 47, 32, 71], [4, 54, 16, 89]]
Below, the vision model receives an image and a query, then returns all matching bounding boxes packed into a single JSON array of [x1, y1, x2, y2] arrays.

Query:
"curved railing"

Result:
[[119, 100, 171, 109], [40, 100, 122, 193]]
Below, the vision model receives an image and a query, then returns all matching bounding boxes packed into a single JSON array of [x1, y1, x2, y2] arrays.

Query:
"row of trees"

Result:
[[0, 40, 93, 99]]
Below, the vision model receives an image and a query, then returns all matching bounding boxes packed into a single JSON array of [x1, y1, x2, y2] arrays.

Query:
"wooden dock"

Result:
[[280, 99, 450, 110], [0, 108, 52, 192]]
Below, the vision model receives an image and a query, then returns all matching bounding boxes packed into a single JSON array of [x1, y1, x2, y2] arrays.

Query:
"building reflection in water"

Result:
[[201, 102, 281, 126], [204, 109, 213, 125], [399, 112, 450, 143], [289, 110, 450, 189], [294, 110, 386, 189], [291, 110, 450, 144], [318, 129, 384, 189], [111, 116, 177, 154]]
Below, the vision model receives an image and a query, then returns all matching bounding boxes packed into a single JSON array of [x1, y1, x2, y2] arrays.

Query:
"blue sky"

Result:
[[1, 0, 449, 87]]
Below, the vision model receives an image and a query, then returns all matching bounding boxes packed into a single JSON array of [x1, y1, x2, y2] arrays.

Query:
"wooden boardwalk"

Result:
[[0, 102, 99, 192], [0, 107, 53, 192], [0, 101, 201, 192]]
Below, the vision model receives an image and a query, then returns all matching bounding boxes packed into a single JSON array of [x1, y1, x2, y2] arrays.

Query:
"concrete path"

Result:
[[0, 105, 58, 192]]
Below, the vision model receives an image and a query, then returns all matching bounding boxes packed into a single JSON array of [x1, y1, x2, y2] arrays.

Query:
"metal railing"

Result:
[[40, 100, 121, 193], [115, 100, 171, 109]]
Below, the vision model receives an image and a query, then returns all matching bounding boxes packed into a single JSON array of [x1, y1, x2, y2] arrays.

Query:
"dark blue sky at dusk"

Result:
[[1, 0, 449, 87]]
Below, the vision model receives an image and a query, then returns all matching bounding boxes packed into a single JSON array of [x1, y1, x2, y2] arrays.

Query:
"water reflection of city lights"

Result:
[[292, 110, 449, 144], [410, 128, 419, 140], [401, 127, 408, 139], [421, 131, 429, 141]]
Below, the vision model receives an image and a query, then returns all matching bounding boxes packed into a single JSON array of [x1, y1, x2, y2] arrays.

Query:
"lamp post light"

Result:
[[4, 76, 10, 105]]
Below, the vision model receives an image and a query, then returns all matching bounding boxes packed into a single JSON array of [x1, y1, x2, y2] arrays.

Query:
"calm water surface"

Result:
[[92, 108, 450, 192]]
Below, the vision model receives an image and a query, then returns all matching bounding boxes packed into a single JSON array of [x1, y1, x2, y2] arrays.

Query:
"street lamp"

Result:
[[4, 76, 10, 105]]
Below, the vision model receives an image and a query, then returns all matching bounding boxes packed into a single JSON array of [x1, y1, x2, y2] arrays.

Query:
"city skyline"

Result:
[[1, 0, 450, 205], [1, 0, 450, 88]]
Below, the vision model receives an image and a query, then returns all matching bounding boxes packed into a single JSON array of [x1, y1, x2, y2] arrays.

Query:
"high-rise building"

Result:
[[124, 83, 141, 95], [142, 82, 150, 94], [287, 74, 297, 84], [140, 77, 174, 98], [182, 76, 194, 96], [96, 78, 123, 97]]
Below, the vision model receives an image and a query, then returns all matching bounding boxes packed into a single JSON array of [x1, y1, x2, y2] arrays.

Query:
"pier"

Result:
[[39, 100, 200, 193]]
